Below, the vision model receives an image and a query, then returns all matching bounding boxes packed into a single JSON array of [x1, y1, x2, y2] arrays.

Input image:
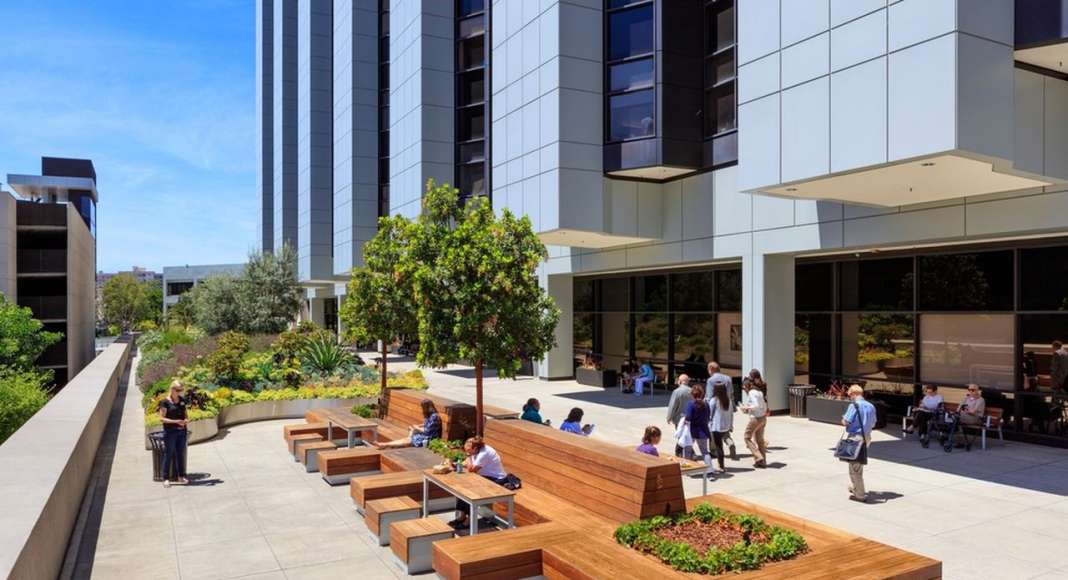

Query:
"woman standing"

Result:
[[740, 371, 768, 468], [682, 384, 713, 467], [708, 381, 734, 473], [158, 380, 189, 487]]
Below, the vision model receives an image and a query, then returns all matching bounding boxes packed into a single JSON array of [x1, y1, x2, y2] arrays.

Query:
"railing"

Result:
[[0, 340, 131, 580], [17, 249, 67, 274]]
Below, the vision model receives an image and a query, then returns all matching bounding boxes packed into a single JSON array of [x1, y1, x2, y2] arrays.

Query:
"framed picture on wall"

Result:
[[730, 324, 742, 351]]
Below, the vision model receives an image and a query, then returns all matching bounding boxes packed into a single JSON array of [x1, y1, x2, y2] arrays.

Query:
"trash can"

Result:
[[149, 432, 166, 482], [787, 384, 816, 418]]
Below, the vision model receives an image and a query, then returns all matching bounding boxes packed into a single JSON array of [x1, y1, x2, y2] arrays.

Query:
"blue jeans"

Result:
[[162, 428, 187, 480], [634, 376, 652, 395]]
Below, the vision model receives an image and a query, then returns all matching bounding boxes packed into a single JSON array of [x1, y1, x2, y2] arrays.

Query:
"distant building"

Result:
[[162, 263, 245, 315], [4, 157, 99, 389], [97, 266, 162, 286]]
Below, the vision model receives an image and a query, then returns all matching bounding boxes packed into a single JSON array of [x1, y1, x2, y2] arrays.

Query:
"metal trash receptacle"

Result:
[[149, 432, 166, 481], [787, 384, 816, 418]]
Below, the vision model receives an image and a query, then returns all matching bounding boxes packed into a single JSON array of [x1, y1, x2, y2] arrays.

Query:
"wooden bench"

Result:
[[432, 522, 577, 580], [390, 517, 455, 574], [299, 440, 337, 472], [287, 433, 322, 457], [365, 496, 421, 546], [349, 471, 453, 513], [384, 389, 477, 442], [902, 402, 1004, 449], [319, 447, 384, 484], [481, 403, 519, 420]]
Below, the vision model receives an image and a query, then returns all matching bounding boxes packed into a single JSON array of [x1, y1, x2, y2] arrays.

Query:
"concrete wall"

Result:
[[298, 0, 335, 283], [0, 191, 17, 300], [257, 0, 274, 253], [332, 0, 380, 275], [736, 0, 1018, 193], [273, 0, 299, 252], [0, 341, 130, 580], [66, 204, 96, 379], [388, 0, 454, 219]]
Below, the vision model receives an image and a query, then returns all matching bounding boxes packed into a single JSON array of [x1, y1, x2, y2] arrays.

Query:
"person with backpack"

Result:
[[841, 385, 877, 503]]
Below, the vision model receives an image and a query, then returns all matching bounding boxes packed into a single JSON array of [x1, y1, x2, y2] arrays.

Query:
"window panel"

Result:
[[796, 262, 834, 312], [459, 35, 485, 71], [459, 106, 485, 141], [839, 257, 914, 311], [920, 314, 1014, 390], [574, 313, 595, 351], [704, 84, 736, 136], [918, 251, 1013, 311], [840, 313, 914, 383], [459, 70, 485, 106], [609, 58, 654, 93], [705, 51, 735, 86], [601, 312, 631, 355], [608, 90, 655, 141], [716, 269, 741, 311], [716, 312, 743, 371], [459, 0, 484, 17], [1020, 314, 1068, 390], [635, 314, 669, 360], [459, 163, 485, 197], [795, 313, 833, 378], [674, 313, 716, 378], [633, 274, 667, 311], [459, 141, 485, 164], [1020, 246, 1068, 311], [459, 14, 485, 39], [710, 2, 735, 52], [608, 4, 654, 61], [574, 278, 595, 312], [671, 271, 716, 311], [600, 277, 630, 311]]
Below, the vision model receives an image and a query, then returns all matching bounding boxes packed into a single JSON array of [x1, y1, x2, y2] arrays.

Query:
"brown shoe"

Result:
[[849, 495, 869, 504]]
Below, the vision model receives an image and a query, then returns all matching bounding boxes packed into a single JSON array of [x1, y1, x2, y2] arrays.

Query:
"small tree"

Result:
[[101, 273, 148, 332], [0, 295, 63, 370], [143, 280, 163, 325], [240, 243, 303, 334], [191, 275, 242, 334], [339, 216, 418, 397], [166, 295, 196, 327], [411, 182, 559, 435]]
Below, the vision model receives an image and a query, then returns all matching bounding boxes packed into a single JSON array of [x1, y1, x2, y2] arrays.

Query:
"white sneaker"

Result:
[[163, 480, 171, 488]]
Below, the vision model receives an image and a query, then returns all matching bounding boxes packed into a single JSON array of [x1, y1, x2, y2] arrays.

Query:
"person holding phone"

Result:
[[560, 407, 593, 435], [158, 380, 189, 487]]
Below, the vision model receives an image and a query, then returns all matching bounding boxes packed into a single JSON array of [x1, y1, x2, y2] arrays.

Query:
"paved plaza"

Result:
[[81, 354, 1068, 579]]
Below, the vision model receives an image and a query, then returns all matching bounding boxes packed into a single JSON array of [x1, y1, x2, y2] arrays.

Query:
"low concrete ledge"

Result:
[[143, 397, 370, 448], [0, 340, 132, 580]]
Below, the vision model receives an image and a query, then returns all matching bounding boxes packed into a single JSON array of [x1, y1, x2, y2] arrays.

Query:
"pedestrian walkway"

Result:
[[81, 352, 1068, 579]]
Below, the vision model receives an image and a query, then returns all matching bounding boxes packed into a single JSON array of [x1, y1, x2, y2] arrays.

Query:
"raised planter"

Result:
[[575, 367, 618, 388], [144, 397, 371, 449], [806, 395, 888, 428]]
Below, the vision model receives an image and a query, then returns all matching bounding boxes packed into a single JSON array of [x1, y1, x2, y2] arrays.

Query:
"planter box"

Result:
[[145, 397, 372, 449], [806, 395, 888, 428], [575, 367, 617, 388]]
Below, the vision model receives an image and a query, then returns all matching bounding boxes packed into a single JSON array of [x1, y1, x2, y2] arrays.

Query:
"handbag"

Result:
[[675, 420, 693, 448], [834, 402, 866, 462], [502, 473, 522, 490]]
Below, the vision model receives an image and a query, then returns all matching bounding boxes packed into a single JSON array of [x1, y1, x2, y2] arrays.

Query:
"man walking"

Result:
[[841, 385, 877, 503], [1051, 342, 1068, 392], [705, 362, 737, 460], [666, 374, 693, 457]]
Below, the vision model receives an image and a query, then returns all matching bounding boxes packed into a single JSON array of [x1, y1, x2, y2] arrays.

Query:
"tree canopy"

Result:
[[101, 273, 154, 332], [0, 295, 63, 370], [240, 243, 304, 334]]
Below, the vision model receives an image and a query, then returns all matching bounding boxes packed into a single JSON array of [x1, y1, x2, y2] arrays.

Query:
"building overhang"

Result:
[[1016, 43, 1068, 74], [538, 228, 655, 249], [605, 165, 697, 181], [6, 174, 98, 202], [758, 154, 1053, 207]]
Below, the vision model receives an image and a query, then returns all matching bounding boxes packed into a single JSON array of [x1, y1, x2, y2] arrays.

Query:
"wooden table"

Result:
[[317, 408, 379, 448], [678, 460, 712, 496], [423, 471, 516, 536]]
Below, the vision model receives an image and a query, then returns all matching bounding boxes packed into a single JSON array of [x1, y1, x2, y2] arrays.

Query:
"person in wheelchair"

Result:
[[910, 385, 944, 448]]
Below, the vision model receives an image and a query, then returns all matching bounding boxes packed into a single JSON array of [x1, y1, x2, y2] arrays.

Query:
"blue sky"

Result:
[[0, 0, 258, 273]]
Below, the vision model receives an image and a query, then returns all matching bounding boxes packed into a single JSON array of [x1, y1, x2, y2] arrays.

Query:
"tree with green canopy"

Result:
[[239, 243, 303, 334], [101, 273, 150, 332]]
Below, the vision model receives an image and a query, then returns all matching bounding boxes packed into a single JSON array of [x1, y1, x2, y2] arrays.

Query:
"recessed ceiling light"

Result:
[[921, 162, 936, 167]]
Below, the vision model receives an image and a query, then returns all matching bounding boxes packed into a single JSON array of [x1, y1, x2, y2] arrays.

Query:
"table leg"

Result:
[[470, 502, 478, 536], [422, 478, 428, 517], [507, 499, 514, 529], [327, 421, 333, 443], [703, 471, 708, 496], [347, 429, 355, 448]]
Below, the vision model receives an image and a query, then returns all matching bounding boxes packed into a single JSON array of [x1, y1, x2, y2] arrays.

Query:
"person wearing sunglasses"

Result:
[[959, 384, 986, 426], [158, 380, 190, 487]]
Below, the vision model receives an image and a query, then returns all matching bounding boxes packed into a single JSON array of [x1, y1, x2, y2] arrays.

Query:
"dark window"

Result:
[[705, 51, 735, 86], [459, 35, 485, 71], [609, 57, 654, 93], [702, 0, 736, 141], [633, 274, 667, 311], [458, 0, 484, 17], [459, 15, 485, 39], [600, 277, 630, 311], [839, 258, 914, 311], [607, 4, 654, 61], [458, 164, 485, 197], [379, 0, 390, 217], [716, 269, 741, 311], [459, 141, 485, 164], [574, 278, 595, 311], [671, 271, 716, 311], [917, 251, 1013, 311], [795, 313, 833, 377], [455, 2, 488, 201], [608, 90, 655, 141], [634, 313, 669, 360], [167, 282, 195, 296], [674, 313, 716, 371], [459, 70, 485, 105], [1020, 245, 1068, 310], [703, 85, 736, 136], [796, 262, 833, 312], [708, 1, 734, 51], [574, 313, 595, 351], [458, 106, 485, 141]]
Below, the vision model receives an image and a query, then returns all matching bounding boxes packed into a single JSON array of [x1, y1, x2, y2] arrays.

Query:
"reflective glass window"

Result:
[[920, 314, 1015, 390], [796, 262, 833, 312], [634, 274, 667, 311], [459, 70, 484, 105], [795, 313, 833, 377], [458, 106, 485, 141], [635, 314, 669, 360], [458, 164, 485, 197], [671, 271, 716, 311], [599, 277, 630, 311], [459, 15, 485, 39], [716, 269, 741, 311], [918, 251, 1013, 311], [609, 58, 654, 93], [839, 257, 914, 311], [574, 278, 595, 312], [459, 0, 484, 17], [717, 312, 743, 372], [459, 35, 484, 70], [674, 314, 716, 378], [608, 4, 654, 61], [608, 90, 655, 141], [1020, 246, 1068, 311], [840, 313, 914, 383]]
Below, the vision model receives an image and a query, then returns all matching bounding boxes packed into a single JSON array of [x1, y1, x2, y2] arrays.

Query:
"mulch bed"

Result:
[[654, 519, 770, 554]]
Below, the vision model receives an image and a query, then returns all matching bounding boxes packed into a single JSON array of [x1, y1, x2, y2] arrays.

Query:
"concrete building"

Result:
[[5, 157, 99, 388], [162, 263, 245, 315], [258, 0, 1068, 445]]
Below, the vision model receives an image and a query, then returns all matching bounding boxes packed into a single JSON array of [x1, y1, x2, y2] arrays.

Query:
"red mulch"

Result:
[[654, 520, 769, 555]]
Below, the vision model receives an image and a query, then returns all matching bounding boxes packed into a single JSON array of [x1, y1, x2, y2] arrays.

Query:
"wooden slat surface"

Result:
[[381, 447, 441, 472], [365, 496, 420, 536], [426, 471, 516, 503], [349, 471, 452, 507], [391, 517, 454, 564], [317, 408, 378, 431], [298, 440, 336, 464], [286, 433, 321, 455], [431, 522, 576, 580], [318, 447, 382, 476]]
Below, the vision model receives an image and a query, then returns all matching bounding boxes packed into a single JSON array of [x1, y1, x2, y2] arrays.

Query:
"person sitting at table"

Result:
[[620, 358, 638, 392], [448, 436, 509, 530], [372, 399, 441, 449], [560, 407, 593, 436], [632, 360, 655, 396], [520, 398, 550, 425], [636, 426, 661, 456], [909, 385, 944, 448]]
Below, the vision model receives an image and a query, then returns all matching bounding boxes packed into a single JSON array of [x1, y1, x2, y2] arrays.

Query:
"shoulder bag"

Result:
[[834, 402, 865, 462]]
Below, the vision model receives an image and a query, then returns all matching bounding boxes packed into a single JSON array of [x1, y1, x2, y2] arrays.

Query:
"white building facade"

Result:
[[258, 0, 1068, 444]]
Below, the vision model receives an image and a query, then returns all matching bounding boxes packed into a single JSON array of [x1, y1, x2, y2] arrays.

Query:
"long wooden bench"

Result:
[[319, 445, 441, 485], [432, 522, 577, 580], [299, 440, 338, 472], [384, 389, 476, 441], [350, 471, 454, 514]]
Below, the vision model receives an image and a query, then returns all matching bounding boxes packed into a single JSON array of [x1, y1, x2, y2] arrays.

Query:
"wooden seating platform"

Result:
[[481, 403, 519, 420], [349, 471, 453, 513], [299, 440, 337, 472], [287, 433, 321, 457], [384, 389, 476, 442], [432, 522, 577, 580], [390, 517, 455, 575], [319, 447, 383, 484], [379, 447, 441, 472], [365, 496, 421, 546]]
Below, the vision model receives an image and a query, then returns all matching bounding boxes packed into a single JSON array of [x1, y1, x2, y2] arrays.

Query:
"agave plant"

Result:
[[301, 334, 354, 376]]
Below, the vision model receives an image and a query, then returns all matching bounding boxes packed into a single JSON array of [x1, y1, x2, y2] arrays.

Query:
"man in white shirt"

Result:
[[739, 377, 768, 468]]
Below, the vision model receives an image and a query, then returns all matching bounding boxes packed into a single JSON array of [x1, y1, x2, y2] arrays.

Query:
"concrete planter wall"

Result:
[[144, 397, 372, 449], [575, 367, 618, 388]]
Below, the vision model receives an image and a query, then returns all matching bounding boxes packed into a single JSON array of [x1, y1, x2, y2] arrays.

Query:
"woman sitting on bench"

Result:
[[449, 437, 509, 530], [560, 407, 593, 436], [911, 385, 944, 448], [521, 398, 550, 425], [372, 399, 441, 449]]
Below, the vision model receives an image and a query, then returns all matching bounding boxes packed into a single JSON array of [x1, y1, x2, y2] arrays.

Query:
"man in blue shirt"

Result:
[[841, 385, 877, 503]]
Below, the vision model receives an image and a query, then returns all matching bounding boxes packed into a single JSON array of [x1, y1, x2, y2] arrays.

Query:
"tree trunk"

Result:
[[475, 360, 484, 437], [378, 341, 388, 418], [380, 341, 388, 396]]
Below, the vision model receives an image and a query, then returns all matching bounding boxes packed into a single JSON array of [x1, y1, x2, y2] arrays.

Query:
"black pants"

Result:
[[162, 428, 187, 480], [914, 410, 935, 439], [711, 432, 727, 469]]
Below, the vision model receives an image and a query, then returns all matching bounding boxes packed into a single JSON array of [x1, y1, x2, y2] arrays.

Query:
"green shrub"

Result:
[[614, 503, 807, 575], [351, 403, 377, 418], [207, 331, 249, 384], [428, 438, 465, 463], [301, 335, 353, 375], [0, 367, 51, 444]]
